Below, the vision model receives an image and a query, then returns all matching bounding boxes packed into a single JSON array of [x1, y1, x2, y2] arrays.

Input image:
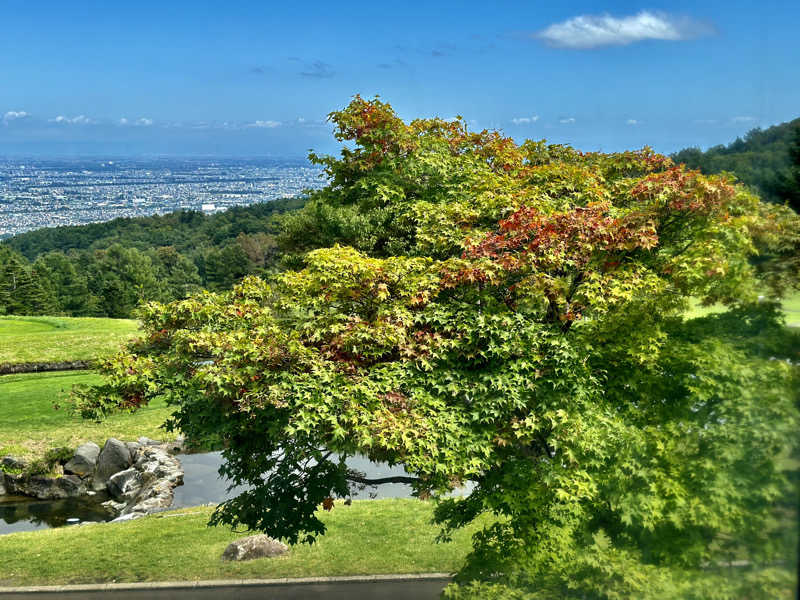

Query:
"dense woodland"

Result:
[[671, 117, 800, 211], [2, 118, 798, 318], [0, 197, 304, 317]]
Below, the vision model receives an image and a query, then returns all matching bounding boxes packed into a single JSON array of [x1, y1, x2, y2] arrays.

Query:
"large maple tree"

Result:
[[76, 97, 799, 599]]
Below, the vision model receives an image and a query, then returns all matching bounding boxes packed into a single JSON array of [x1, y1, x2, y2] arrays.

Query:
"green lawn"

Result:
[[0, 500, 480, 586], [686, 291, 800, 326], [0, 371, 174, 460], [0, 316, 139, 365]]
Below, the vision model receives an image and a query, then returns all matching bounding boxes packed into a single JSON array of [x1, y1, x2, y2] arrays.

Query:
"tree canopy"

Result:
[[75, 97, 800, 599]]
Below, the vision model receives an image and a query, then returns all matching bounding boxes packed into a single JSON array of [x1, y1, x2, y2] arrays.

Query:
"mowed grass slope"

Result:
[[685, 291, 800, 326], [0, 316, 139, 365], [0, 371, 174, 459], [0, 500, 481, 586]]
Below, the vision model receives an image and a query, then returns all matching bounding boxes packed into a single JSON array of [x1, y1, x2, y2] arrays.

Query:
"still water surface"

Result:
[[0, 452, 415, 535]]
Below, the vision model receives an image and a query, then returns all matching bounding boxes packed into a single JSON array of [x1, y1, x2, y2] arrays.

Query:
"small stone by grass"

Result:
[[0, 500, 482, 586]]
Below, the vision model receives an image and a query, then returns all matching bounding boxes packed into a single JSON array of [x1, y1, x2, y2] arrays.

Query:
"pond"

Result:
[[0, 452, 417, 535]]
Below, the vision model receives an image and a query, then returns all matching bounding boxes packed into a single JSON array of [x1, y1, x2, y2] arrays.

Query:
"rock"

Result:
[[102, 499, 126, 513], [57, 475, 85, 497], [1, 456, 27, 471], [221, 535, 288, 561], [63, 442, 100, 478], [92, 439, 132, 491], [137, 437, 162, 446], [6, 474, 84, 500], [111, 512, 144, 522], [120, 448, 183, 515], [125, 442, 142, 460], [107, 468, 143, 502], [0, 471, 6, 495]]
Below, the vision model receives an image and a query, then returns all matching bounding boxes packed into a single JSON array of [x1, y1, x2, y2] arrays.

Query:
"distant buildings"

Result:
[[0, 158, 326, 238]]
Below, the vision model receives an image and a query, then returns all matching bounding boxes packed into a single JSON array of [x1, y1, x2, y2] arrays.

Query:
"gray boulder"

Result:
[[1, 455, 26, 471], [0, 471, 6, 495], [6, 474, 84, 499], [137, 437, 162, 446], [57, 474, 85, 497], [92, 438, 132, 491], [125, 442, 142, 460], [107, 468, 143, 502], [221, 535, 288, 561], [64, 442, 100, 478]]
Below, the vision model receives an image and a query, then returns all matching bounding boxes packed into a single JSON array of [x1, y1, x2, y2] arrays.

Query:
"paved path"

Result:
[[0, 574, 451, 600]]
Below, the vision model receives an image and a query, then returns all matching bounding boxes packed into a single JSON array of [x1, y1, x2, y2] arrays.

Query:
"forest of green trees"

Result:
[[2, 118, 798, 319], [0, 197, 304, 317], [671, 117, 800, 211]]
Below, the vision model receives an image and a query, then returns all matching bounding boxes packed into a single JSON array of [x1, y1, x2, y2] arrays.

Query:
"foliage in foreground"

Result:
[[75, 97, 800, 599]]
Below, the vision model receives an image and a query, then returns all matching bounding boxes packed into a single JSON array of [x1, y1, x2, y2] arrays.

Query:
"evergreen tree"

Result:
[[33, 251, 91, 315], [0, 247, 56, 315]]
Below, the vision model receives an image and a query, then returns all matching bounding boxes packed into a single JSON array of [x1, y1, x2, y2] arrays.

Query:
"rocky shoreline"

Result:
[[0, 437, 185, 522]]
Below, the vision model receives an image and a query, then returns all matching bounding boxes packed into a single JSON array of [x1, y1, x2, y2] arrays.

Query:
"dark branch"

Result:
[[346, 474, 420, 485]]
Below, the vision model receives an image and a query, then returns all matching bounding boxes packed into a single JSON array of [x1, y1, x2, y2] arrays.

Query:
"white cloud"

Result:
[[3, 110, 29, 122], [135, 117, 153, 126], [559, 117, 576, 124], [511, 116, 540, 125], [626, 119, 640, 125], [731, 116, 757, 123], [537, 11, 710, 49], [50, 115, 93, 125], [119, 117, 129, 125], [247, 120, 282, 128]]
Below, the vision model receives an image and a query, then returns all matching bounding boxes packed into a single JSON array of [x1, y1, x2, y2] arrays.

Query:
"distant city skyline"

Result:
[[1, 0, 798, 156]]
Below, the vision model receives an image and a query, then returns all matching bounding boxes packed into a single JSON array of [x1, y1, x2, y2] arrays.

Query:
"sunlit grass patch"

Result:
[[0, 316, 139, 365]]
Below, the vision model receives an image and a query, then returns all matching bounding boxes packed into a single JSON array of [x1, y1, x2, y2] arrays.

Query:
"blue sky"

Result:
[[1, 0, 798, 157]]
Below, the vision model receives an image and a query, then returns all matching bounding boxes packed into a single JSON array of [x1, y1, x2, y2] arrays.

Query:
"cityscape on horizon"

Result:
[[0, 158, 325, 238]]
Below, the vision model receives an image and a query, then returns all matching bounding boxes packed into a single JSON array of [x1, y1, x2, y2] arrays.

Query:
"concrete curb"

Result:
[[0, 573, 452, 594]]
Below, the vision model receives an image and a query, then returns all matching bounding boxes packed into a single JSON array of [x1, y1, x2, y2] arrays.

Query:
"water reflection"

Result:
[[1, 452, 420, 534], [0, 493, 113, 535], [172, 451, 417, 507]]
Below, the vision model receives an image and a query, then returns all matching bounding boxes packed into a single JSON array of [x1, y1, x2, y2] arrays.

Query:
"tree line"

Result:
[[671, 117, 800, 212], [0, 198, 304, 317]]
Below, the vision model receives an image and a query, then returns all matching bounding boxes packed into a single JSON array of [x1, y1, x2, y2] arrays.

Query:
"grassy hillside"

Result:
[[0, 500, 479, 586], [0, 316, 139, 365], [0, 371, 174, 459], [686, 291, 800, 327]]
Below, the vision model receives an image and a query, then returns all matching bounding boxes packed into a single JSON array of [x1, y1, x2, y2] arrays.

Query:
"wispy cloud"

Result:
[[50, 115, 93, 125], [3, 110, 29, 122], [247, 120, 282, 128], [693, 119, 718, 125], [511, 116, 540, 125], [559, 117, 576, 124], [135, 117, 153, 126], [299, 60, 335, 79], [626, 119, 640, 125], [731, 116, 757, 123], [536, 11, 712, 49]]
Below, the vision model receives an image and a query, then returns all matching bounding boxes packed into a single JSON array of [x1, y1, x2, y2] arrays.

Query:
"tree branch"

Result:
[[346, 474, 420, 485]]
